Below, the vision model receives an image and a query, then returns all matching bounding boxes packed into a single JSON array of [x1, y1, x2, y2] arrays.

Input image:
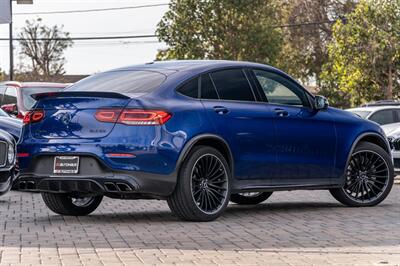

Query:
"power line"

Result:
[[14, 3, 169, 15], [0, 20, 341, 41], [0, 34, 157, 41]]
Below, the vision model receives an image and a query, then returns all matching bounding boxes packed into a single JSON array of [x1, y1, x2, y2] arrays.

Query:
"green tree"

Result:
[[276, 0, 357, 85], [18, 18, 73, 77], [156, 0, 282, 65], [320, 0, 400, 108]]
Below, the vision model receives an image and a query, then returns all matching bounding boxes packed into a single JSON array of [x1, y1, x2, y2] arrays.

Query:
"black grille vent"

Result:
[[394, 159, 400, 169], [389, 138, 400, 151], [0, 142, 7, 166]]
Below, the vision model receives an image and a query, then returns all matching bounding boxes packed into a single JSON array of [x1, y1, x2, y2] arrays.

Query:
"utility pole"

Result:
[[9, 0, 13, 80]]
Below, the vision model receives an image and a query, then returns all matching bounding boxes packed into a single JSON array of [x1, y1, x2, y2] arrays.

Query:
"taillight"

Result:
[[23, 110, 45, 124], [95, 108, 171, 125], [95, 109, 122, 123], [118, 110, 171, 125]]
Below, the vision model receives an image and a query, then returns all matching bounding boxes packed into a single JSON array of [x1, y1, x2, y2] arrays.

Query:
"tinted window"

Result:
[[21, 87, 65, 110], [0, 86, 6, 105], [369, 110, 395, 125], [253, 70, 308, 106], [66, 70, 166, 93], [210, 69, 255, 101], [3, 87, 17, 105], [395, 110, 400, 122], [177, 78, 198, 98], [200, 74, 219, 100]]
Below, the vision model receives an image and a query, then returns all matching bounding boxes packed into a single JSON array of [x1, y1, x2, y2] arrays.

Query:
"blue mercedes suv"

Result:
[[17, 61, 394, 221]]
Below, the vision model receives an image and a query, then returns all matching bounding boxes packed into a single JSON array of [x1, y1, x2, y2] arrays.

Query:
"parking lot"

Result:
[[0, 184, 398, 266]]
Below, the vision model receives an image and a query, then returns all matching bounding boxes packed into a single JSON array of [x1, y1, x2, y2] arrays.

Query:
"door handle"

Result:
[[274, 108, 289, 117], [213, 106, 229, 115]]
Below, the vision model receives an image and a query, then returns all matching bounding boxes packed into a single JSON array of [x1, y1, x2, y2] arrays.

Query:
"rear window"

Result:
[[22, 87, 65, 110], [66, 70, 166, 93]]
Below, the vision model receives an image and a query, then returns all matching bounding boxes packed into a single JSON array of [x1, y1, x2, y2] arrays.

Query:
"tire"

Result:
[[167, 146, 231, 221], [330, 142, 394, 207], [230, 192, 273, 205], [42, 193, 103, 216]]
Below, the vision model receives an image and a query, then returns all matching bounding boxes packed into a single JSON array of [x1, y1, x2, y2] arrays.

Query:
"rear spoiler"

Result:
[[31, 91, 131, 100]]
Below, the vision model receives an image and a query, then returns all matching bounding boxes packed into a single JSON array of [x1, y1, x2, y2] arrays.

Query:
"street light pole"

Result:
[[9, 0, 13, 81]]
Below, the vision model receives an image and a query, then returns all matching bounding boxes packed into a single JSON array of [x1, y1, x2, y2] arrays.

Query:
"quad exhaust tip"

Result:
[[104, 182, 133, 192], [18, 181, 36, 190]]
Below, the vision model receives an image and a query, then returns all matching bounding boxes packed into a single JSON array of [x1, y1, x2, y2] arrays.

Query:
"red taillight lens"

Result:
[[118, 110, 172, 125], [95, 109, 122, 123], [23, 110, 45, 124], [95, 108, 171, 126]]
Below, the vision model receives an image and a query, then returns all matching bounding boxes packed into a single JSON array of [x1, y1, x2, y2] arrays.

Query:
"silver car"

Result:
[[382, 123, 400, 174], [0, 130, 16, 196]]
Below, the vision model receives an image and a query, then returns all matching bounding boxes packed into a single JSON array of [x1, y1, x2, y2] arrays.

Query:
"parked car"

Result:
[[346, 106, 400, 125], [0, 108, 22, 141], [381, 123, 400, 174], [0, 82, 69, 119], [16, 60, 394, 221], [0, 129, 16, 196]]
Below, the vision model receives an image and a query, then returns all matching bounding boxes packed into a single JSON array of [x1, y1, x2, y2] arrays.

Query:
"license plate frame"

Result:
[[53, 156, 80, 174]]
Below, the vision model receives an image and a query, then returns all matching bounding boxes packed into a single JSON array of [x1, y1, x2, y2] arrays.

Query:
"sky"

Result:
[[0, 0, 170, 75]]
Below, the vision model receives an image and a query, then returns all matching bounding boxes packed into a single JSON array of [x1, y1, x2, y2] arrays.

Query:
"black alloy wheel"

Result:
[[330, 142, 394, 206], [167, 146, 231, 221], [342, 150, 389, 203], [190, 153, 229, 214]]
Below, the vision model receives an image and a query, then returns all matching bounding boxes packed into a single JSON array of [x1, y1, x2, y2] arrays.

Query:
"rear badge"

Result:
[[54, 156, 80, 174]]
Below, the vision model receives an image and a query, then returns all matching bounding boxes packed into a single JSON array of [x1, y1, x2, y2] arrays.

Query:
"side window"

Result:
[[369, 110, 395, 125], [177, 78, 198, 98], [209, 69, 255, 101], [394, 110, 400, 122], [200, 74, 219, 100], [253, 69, 309, 107], [3, 87, 17, 105], [0, 86, 6, 105]]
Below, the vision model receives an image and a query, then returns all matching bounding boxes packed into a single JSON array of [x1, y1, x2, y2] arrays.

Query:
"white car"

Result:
[[346, 106, 400, 125], [381, 123, 400, 174]]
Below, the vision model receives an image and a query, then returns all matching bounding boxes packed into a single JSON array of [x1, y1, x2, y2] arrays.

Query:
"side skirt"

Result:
[[232, 179, 343, 194]]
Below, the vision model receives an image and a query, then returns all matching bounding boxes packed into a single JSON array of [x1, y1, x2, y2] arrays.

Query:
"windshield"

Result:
[[350, 110, 371, 119], [0, 108, 9, 117], [65, 70, 167, 93], [22, 87, 65, 110]]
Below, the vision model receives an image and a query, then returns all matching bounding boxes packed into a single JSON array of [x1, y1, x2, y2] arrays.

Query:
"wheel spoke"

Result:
[[190, 154, 228, 214], [343, 150, 389, 203]]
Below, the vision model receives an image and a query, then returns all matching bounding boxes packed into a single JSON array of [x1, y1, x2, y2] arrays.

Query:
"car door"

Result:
[[200, 68, 277, 182], [251, 69, 337, 185]]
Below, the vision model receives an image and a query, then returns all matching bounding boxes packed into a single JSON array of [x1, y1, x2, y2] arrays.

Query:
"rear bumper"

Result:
[[16, 154, 177, 198], [16, 170, 176, 199]]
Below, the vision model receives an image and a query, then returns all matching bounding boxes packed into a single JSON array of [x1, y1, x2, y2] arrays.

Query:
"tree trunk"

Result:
[[386, 65, 393, 100]]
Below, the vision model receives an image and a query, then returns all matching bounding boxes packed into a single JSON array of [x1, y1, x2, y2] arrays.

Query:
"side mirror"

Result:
[[314, 95, 329, 110], [1, 103, 18, 116]]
